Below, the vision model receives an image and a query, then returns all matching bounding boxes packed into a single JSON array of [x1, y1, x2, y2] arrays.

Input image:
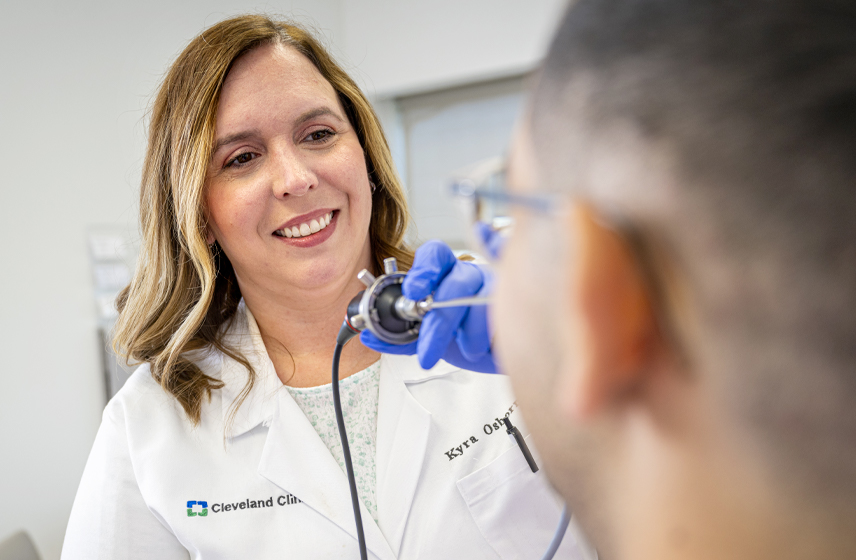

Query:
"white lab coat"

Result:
[[62, 302, 594, 560]]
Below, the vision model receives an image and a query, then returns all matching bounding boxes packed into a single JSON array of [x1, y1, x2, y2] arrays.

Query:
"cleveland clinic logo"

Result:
[[186, 501, 208, 517], [186, 494, 301, 518]]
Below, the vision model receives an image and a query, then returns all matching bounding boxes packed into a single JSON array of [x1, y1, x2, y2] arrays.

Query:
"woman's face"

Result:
[[205, 43, 373, 298]]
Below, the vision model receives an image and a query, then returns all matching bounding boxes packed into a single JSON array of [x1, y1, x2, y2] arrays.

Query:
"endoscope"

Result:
[[331, 257, 570, 560]]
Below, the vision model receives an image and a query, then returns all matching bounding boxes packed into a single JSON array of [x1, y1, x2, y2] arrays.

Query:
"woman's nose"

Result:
[[271, 149, 316, 198]]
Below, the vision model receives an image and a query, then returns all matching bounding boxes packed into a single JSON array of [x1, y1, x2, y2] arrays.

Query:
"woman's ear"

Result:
[[556, 204, 661, 420]]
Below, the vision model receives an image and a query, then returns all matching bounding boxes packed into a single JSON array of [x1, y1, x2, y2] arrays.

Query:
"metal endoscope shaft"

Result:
[[420, 295, 491, 310], [393, 295, 493, 322]]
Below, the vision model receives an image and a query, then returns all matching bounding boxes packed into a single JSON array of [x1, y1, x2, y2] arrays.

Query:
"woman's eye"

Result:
[[225, 152, 257, 168], [305, 129, 335, 143]]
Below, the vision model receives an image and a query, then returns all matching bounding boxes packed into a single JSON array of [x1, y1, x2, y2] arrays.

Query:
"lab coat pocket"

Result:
[[456, 436, 590, 560]]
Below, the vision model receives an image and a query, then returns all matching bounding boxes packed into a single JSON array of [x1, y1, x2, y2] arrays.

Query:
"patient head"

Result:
[[496, 0, 856, 557]]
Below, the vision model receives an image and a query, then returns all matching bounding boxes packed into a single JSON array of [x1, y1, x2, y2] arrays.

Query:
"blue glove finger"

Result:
[[457, 299, 490, 361], [402, 240, 458, 301], [456, 266, 493, 361], [416, 261, 484, 369], [441, 341, 499, 374], [363, 322, 496, 372], [360, 330, 418, 356], [474, 222, 508, 260], [417, 307, 468, 369]]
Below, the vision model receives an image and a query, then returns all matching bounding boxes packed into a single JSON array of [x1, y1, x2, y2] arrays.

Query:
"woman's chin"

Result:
[[271, 261, 360, 296]]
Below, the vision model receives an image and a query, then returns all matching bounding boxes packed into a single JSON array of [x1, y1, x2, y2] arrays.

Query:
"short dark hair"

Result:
[[532, 0, 856, 503]]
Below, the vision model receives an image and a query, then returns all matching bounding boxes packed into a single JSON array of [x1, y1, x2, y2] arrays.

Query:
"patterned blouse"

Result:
[[285, 361, 381, 522]]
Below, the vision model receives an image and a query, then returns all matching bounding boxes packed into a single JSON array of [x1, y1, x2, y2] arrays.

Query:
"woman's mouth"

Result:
[[274, 211, 334, 239]]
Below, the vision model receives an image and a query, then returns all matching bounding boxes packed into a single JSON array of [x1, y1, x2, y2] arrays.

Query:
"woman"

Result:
[[62, 15, 590, 560]]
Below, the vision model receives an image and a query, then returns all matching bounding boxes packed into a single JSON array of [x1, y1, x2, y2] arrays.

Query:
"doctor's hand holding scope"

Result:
[[61, 15, 592, 560], [360, 158, 512, 374]]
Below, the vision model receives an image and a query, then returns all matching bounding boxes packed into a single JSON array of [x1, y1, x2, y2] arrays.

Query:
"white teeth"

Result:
[[277, 212, 334, 238]]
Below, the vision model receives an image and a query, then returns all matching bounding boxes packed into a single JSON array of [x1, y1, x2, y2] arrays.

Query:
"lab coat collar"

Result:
[[383, 353, 460, 383], [217, 303, 461, 440], [375, 353, 444, 556], [219, 301, 281, 440], [216, 301, 466, 557], [256, 353, 459, 560]]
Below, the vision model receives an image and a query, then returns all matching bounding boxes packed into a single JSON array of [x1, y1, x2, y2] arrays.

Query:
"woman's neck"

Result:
[[240, 266, 380, 388]]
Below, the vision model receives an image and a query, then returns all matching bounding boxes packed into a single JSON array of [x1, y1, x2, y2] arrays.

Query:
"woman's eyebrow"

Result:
[[212, 108, 343, 154], [212, 129, 261, 154], [295, 107, 344, 127]]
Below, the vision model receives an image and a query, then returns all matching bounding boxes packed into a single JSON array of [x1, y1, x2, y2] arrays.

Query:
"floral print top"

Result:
[[285, 361, 381, 522]]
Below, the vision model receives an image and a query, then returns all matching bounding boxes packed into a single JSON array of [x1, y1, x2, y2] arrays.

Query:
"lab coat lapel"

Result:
[[219, 302, 280, 439], [258, 389, 396, 560], [375, 355, 454, 557]]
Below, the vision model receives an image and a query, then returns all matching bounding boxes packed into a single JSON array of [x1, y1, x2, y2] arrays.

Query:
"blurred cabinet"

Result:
[[378, 74, 528, 248], [87, 227, 138, 402]]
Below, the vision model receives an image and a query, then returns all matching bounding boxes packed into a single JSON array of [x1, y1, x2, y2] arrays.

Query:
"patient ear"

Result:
[[556, 204, 661, 419]]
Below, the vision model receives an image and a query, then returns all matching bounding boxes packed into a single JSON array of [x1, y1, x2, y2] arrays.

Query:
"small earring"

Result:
[[369, 180, 377, 194]]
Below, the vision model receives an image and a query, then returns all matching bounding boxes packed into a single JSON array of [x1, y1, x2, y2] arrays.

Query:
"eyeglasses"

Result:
[[449, 157, 564, 260], [448, 156, 689, 367], [449, 156, 563, 218]]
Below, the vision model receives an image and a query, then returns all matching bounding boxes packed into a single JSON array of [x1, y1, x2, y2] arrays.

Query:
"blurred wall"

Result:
[[0, 1, 563, 558], [341, 0, 566, 97]]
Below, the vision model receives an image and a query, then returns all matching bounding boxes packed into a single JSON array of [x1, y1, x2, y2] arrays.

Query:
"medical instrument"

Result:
[[359, 240, 497, 373], [342, 257, 490, 345], [332, 257, 569, 560], [332, 257, 490, 560], [331, 335, 367, 560]]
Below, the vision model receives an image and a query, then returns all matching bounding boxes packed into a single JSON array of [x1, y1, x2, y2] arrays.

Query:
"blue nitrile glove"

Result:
[[361, 239, 497, 373], [474, 221, 505, 261]]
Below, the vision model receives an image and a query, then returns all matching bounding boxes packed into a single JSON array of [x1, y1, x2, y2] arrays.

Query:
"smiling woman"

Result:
[[205, 42, 375, 308], [110, 17, 411, 418], [61, 14, 591, 560]]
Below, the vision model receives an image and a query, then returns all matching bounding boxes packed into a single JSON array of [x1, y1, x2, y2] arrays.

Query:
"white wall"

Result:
[[341, 0, 566, 97], [0, 3, 339, 559], [0, 1, 562, 558]]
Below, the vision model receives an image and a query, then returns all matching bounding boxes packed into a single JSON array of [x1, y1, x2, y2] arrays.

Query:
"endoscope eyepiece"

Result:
[[343, 257, 491, 345], [344, 258, 421, 345]]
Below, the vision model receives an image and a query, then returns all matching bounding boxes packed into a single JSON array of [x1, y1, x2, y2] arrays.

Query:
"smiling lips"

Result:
[[274, 211, 334, 239]]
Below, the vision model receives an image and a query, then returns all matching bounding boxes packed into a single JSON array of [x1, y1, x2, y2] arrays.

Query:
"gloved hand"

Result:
[[474, 221, 506, 261], [360, 239, 497, 373]]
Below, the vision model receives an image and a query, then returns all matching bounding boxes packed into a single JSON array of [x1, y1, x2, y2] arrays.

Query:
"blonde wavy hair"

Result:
[[114, 14, 413, 424]]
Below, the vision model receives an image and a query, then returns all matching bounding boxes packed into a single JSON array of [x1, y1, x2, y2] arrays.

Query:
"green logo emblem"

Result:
[[187, 500, 208, 517]]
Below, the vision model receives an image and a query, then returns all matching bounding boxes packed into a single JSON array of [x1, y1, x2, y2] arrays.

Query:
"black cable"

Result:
[[332, 339, 368, 560], [335, 296, 572, 560]]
